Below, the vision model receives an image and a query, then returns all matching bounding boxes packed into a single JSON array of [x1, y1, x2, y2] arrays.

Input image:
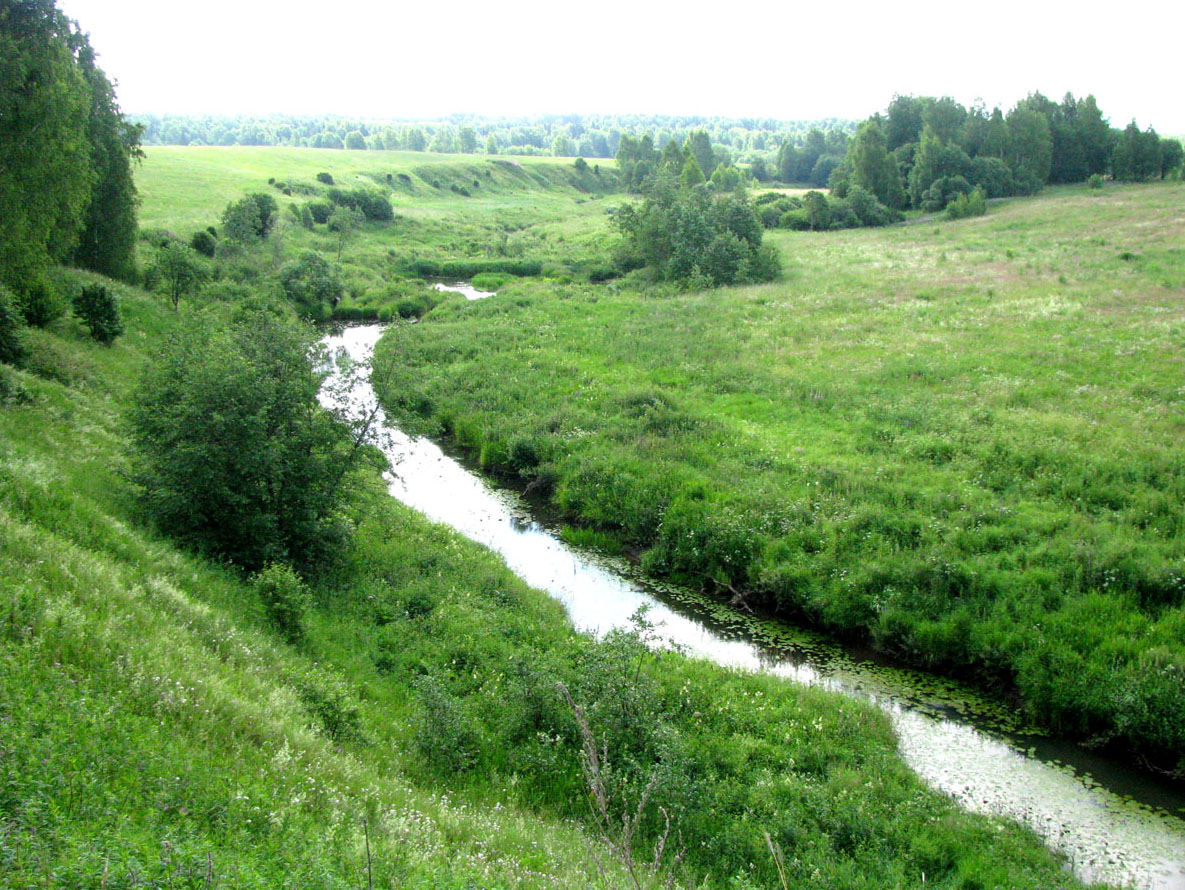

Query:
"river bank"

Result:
[[332, 321, 1185, 890]]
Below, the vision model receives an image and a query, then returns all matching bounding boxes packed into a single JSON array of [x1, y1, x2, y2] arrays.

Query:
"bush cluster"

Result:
[[326, 187, 393, 221], [72, 283, 124, 344]]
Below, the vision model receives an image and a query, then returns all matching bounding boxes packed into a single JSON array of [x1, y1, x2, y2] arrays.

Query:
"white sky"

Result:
[[57, 0, 1185, 134]]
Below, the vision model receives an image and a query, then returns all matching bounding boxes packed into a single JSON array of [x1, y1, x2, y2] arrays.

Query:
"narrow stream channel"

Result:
[[320, 322, 1185, 890]]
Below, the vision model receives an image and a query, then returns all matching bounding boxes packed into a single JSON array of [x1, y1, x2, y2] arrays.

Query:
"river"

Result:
[[320, 322, 1185, 890]]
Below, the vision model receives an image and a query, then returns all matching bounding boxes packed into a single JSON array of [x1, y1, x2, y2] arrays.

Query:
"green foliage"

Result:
[[0, 0, 93, 297], [306, 200, 333, 224], [847, 120, 906, 209], [279, 250, 343, 320], [0, 284, 25, 365], [128, 303, 355, 572], [315, 170, 334, 184], [614, 177, 778, 286], [17, 276, 68, 327], [221, 195, 263, 243], [921, 175, 971, 213], [189, 228, 217, 257], [945, 186, 988, 220], [71, 282, 124, 344], [326, 186, 393, 221], [221, 192, 277, 243], [254, 562, 311, 643], [154, 240, 205, 310], [70, 40, 141, 283], [1088, 173, 1105, 190]]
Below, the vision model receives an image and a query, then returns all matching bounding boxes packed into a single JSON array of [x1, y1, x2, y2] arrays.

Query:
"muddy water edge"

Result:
[[320, 322, 1185, 890]]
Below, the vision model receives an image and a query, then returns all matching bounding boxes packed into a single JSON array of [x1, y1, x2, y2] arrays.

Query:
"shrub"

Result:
[[19, 276, 67, 328], [254, 562, 312, 643], [316, 171, 334, 185], [0, 285, 25, 365], [129, 304, 357, 572], [946, 186, 987, 220], [326, 187, 393, 221], [189, 229, 217, 257], [279, 251, 344, 320], [1088, 173, 1105, 190], [307, 201, 333, 225], [72, 283, 124, 345], [295, 668, 362, 741], [414, 675, 478, 773]]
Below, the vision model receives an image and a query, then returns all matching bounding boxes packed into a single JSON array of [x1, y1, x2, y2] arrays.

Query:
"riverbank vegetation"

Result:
[[373, 180, 1185, 775], [0, 265, 1094, 890]]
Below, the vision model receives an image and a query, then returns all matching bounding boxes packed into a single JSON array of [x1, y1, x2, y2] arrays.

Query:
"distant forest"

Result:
[[137, 97, 1183, 200], [135, 111, 856, 163]]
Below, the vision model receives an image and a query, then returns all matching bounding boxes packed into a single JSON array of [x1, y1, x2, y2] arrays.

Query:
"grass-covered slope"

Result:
[[138, 146, 618, 278], [373, 182, 1185, 771], [0, 271, 1096, 888]]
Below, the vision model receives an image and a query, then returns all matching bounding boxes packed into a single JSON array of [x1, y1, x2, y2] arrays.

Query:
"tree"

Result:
[[280, 250, 343, 320], [72, 282, 123, 344], [459, 126, 478, 154], [345, 130, 367, 150], [908, 126, 972, 207], [847, 121, 906, 209], [128, 302, 358, 572], [155, 241, 205, 310], [1161, 138, 1184, 179], [885, 94, 924, 151], [328, 206, 364, 260], [684, 130, 716, 179], [222, 196, 262, 243], [680, 155, 705, 188], [405, 127, 426, 151], [70, 36, 142, 283], [614, 176, 779, 286], [0, 0, 94, 297], [553, 133, 574, 157], [0, 285, 24, 365], [1005, 106, 1053, 193]]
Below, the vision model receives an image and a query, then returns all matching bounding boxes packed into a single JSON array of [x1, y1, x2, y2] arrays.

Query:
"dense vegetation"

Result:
[[134, 111, 856, 160], [0, 0, 141, 314], [372, 182, 1185, 774]]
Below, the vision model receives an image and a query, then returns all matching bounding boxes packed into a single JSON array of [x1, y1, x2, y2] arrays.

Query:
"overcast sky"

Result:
[[57, 0, 1185, 133]]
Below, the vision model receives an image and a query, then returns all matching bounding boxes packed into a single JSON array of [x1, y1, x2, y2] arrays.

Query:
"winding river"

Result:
[[320, 321, 1185, 890]]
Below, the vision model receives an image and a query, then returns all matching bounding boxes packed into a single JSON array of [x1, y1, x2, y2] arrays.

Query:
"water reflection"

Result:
[[433, 281, 496, 300]]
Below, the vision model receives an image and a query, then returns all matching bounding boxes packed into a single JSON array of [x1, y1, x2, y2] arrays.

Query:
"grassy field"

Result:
[[0, 155, 1106, 888], [139, 146, 619, 274], [372, 181, 1185, 772]]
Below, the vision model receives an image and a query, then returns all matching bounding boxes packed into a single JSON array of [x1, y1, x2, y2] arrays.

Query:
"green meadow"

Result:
[[372, 181, 1185, 771], [139, 145, 619, 271]]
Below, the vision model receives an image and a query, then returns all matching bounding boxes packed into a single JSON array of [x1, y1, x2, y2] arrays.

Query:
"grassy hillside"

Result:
[[372, 181, 1185, 771], [138, 146, 618, 279], [0, 276, 1093, 882]]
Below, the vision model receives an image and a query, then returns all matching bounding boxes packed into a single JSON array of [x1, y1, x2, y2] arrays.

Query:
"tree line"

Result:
[[134, 111, 857, 160], [831, 93, 1183, 215]]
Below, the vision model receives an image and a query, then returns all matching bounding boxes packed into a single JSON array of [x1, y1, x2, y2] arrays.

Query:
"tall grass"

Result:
[[0, 267, 1091, 889], [373, 182, 1185, 772]]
